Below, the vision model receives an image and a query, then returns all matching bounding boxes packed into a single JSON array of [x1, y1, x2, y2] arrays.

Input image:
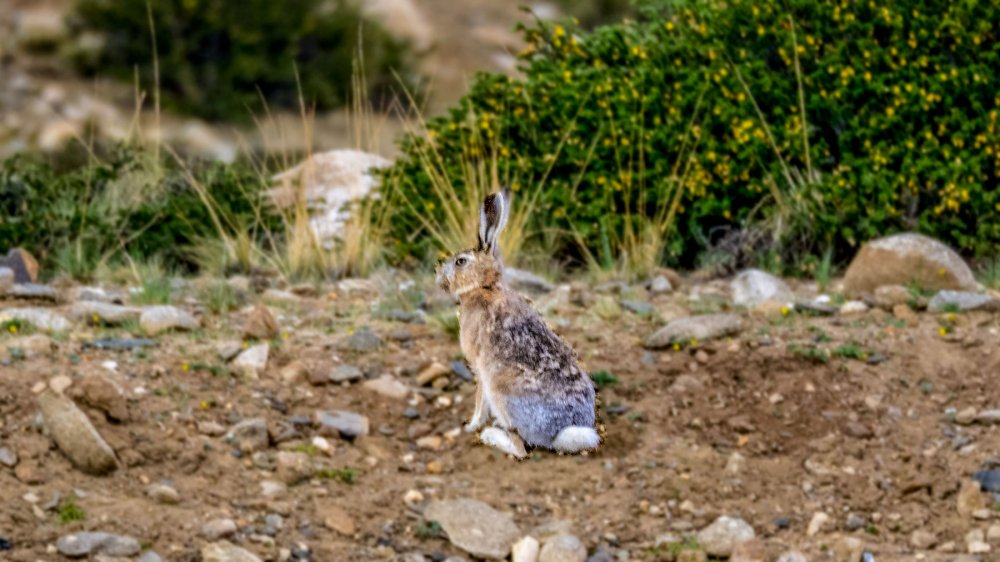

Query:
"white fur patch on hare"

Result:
[[552, 426, 600, 452], [480, 427, 527, 459]]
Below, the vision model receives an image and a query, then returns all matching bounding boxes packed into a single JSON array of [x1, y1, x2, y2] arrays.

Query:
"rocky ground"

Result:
[[0, 235, 999, 562]]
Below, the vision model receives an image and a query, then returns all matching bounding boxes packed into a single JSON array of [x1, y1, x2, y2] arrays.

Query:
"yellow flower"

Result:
[[673, 343, 681, 351], [689, 338, 698, 346], [201, 401, 209, 409], [939, 327, 948, 336], [181, 363, 190, 372], [780, 306, 790, 317], [664, 21, 674, 31], [554, 25, 565, 37], [8, 324, 16, 334]]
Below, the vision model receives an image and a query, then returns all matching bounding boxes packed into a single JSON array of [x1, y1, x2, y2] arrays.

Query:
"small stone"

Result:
[[649, 275, 673, 295], [696, 515, 755, 557], [146, 483, 180, 505], [806, 512, 830, 536], [731, 269, 793, 308], [56, 532, 141, 557], [217, 342, 244, 361], [512, 536, 540, 562], [416, 362, 450, 386], [140, 551, 166, 562], [974, 469, 1000, 493], [320, 505, 356, 535], [538, 534, 586, 562], [140, 306, 199, 335], [969, 541, 991, 554], [362, 374, 410, 399], [621, 300, 655, 317], [910, 529, 937, 550], [426, 460, 444, 474], [198, 421, 227, 436], [977, 410, 1000, 424], [424, 498, 521, 560], [342, 327, 382, 352], [987, 525, 1000, 542], [38, 391, 118, 475], [227, 418, 270, 453], [68, 301, 142, 326], [260, 480, 287, 498], [775, 552, 807, 562], [843, 421, 873, 439], [451, 361, 473, 382], [505, 268, 556, 294], [645, 314, 744, 349], [845, 514, 866, 531], [874, 285, 912, 309], [201, 541, 262, 562], [839, 300, 869, 315], [49, 375, 73, 394], [928, 290, 995, 312], [416, 435, 443, 450], [233, 344, 269, 378], [592, 296, 623, 320], [835, 536, 863, 562], [280, 361, 310, 383], [275, 451, 314, 485], [730, 539, 765, 562], [329, 364, 363, 383], [315, 410, 369, 439], [958, 479, 986, 517], [72, 374, 128, 422], [956, 407, 978, 425], [892, 304, 919, 323], [202, 518, 238, 540], [0, 447, 17, 468], [243, 305, 280, 340]]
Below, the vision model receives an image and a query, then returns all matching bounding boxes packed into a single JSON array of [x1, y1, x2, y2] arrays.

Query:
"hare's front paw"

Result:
[[464, 419, 484, 433]]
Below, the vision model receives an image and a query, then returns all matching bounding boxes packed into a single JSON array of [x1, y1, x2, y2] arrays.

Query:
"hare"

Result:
[[435, 189, 600, 459]]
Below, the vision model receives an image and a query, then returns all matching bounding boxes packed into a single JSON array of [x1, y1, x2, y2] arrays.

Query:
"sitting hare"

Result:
[[435, 189, 600, 458]]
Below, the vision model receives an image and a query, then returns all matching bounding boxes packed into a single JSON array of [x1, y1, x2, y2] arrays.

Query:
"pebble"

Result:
[[227, 418, 270, 453], [806, 512, 830, 536], [512, 536, 540, 562], [987, 524, 1000, 542], [730, 539, 765, 562], [957, 479, 986, 517], [233, 344, 269, 378], [56, 532, 141, 557], [416, 435, 443, 450], [243, 305, 280, 340], [928, 290, 995, 312], [329, 364, 363, 383], [910, 529, 937, 549], [645, 314, 744, 348], [38, 390, 118, 475], [845, 513, 866, 531], [139, 305, 200, 335], [621, 300, 654, 317], [68, 301, 142, 325], [320, 504, 357, 535], [592, 296, 623, 320], [956, 407, 978, 425], [0, 447, 17, 467], [839, 300, 869, 315], [539, 534, 586, 562], [731, 269, 793, 307], [140, 551, 166, 562], [424, 498, 521, 559], [315, 410, 370, 439], [416, 362, 451, 386], [696, 515, 755, 557], [6, 283, 58, 301], [649, 275, 673, 294], [775, 551, 807, 562], [342, 327, 382, 352], [202, 518, 239, 540], [276, 451, 314, 485], [202, 540, 262, 562], [49, 374, 73, 394], [973, 469, 1000, 493], [450, 360, 473, 382], [73, 374, 128, 421], [146, 483, 180, 504], [362, 374, 411, 400]]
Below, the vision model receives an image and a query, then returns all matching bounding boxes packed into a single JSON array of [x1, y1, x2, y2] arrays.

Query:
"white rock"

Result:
[[806, 512, 830, 536], [0, 308, 71, 333], [362, 374, 411, 400], [233, 344, 269, 377], [538, 534, 586, 562], [731, 269, 793, 307], [424, 498, 521, 559], [696, 515, 755, 557], [140, 306, 199, 335], [839, 300, 869, 315], [512, 536, 541, 562]]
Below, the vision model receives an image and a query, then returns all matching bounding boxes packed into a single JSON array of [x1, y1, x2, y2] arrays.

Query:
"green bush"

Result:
[[71, 0, 413, 121], [385, 0, 1000, 271], [0, 146, 280, 276]]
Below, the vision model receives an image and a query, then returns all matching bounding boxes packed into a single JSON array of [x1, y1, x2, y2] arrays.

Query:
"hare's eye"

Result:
[[455, 257, 469, 267]]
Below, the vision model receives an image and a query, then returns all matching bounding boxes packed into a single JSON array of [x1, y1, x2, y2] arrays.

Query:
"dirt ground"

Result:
[[1, 275, 999, 562]]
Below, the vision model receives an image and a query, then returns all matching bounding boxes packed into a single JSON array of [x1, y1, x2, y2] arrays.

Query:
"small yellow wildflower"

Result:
[[939, 327, 948, 336], [8, 324, 16, 334], [181, 363, 190, 372]]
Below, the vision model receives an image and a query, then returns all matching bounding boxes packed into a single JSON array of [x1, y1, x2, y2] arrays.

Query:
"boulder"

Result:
[[843, 233, 977, 295], [0, 248, 39, 283], [731, 269, 793, 308], [645, 314, 744, 349], [37, 391, 118, 475], [424, 498, 520, 560]]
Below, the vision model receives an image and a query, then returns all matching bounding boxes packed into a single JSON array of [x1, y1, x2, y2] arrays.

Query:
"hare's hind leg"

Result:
[[552, 426, 600, 453], [480, 427, 527, 459], [464, 382, 488, 432]]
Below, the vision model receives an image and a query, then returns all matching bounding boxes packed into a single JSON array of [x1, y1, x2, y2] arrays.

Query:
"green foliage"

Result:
[[590, 369, 620, 389], [71, 0, 413, 121], [199, 281, 242, 314], [831, 343, 867, 360], [1, 319, 34, 337], [414, 520, 443, 540], [385, 0, 1000, 270], [0, 147, 280, 277], [58, 498, 86, 524], [316, 467, 358, 484]]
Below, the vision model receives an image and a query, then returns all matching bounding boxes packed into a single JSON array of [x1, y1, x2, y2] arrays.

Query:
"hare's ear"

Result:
[[478, 188, 511, 257]]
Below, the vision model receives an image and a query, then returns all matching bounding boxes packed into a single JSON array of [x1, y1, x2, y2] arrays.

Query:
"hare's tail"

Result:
[[552, 426, 600, 452]]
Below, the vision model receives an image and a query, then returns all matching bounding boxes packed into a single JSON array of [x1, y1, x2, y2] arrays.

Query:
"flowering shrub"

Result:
[[385, 0, 1000, 270]]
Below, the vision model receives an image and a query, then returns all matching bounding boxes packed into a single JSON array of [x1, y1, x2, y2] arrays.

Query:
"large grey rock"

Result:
[[424, 499, 521, 560], [38, 391, 118, 475], [696, 515, 755, 558], [329, 364, 363, 383], [6, 283, 59, 301], [68, 301, 142, 325], [316, 410, 369, 439], [201, 541, 262, 562], [843, 233, 977, 295], [0, 308, 71, 332], [232, 344, 269, 377], [56, 532, 140, 557], [928, 290, 996, 312], [731, 269, 792, 307], [645, 314, 744, 349], [539, 534, 587, 562], [341, 327, 382, 352], [140, 306, 199, 335]]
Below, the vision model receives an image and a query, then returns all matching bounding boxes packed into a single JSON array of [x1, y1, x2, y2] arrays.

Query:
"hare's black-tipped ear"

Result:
[[477, 188, 511, 257]]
